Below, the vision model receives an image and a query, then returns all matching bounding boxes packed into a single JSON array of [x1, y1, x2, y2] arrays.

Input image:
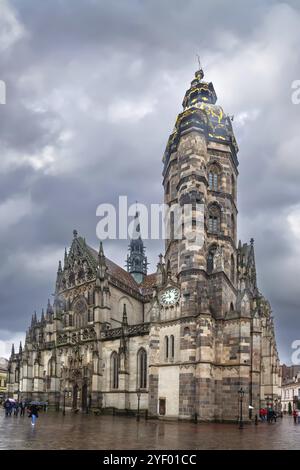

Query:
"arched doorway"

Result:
[[72, 384, 78, 409], [82, 382, 88, 412]]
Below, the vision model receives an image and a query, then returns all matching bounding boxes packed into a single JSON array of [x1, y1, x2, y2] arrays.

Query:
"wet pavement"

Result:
[[0, 411, 300, 450]]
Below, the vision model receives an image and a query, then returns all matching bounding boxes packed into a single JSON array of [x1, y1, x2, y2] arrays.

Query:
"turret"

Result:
[[126, 211, 148, 283]]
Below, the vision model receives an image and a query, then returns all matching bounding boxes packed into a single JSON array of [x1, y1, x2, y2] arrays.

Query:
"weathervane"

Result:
[[196, 54, 202, 70]]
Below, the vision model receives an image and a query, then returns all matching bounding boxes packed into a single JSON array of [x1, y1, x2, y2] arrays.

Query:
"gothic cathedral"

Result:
[[7, 67, 281, 421]]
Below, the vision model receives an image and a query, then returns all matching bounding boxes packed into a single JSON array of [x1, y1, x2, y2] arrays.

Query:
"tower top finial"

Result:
[[73, 229, 78, 238], [195, 54, 204, 80]]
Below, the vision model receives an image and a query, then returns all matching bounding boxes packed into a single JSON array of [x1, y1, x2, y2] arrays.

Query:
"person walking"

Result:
[[20, 401, 26, 417], [4, 399, 11, 417], [292, 408, 297, 424], [13, 401, 19, 416], [28, 404, 39, 426]]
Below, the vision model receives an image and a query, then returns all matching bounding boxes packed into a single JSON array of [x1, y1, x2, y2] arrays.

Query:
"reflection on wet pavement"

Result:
[[0, 411, 299, 450]]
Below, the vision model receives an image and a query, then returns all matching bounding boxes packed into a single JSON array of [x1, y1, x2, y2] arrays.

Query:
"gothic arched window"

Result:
[[231, 214, 235, 239], [170, 335, 175, 359], [48, 358, 56, 376], [231, 174, 236, 200], [207, 245, 217, 274], [230, 254, 235, 282], [208, 164, 221, 191], [183, 327, 190, 336], [166, 181, 170, 196], [137, 348, 147, 389], [111, 352, 119, 390], [208, 205, 221, 234], [164, 336, 169, 360]]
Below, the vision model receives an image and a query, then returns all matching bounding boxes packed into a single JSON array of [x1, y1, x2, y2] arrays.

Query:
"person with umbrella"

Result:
[[28, 402, 39, 426]]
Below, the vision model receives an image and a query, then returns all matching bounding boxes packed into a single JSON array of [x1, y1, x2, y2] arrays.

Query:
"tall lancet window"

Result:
[[230, 254, 235, 282], [170, 335, 175, 359], [164, 336, 169, 360], [208, 164, 220, 191], [231, 174, 236, 200], [208, 204, 221, 234], [111, 352, 119, 389], [137, 348, 147, 389], [207, 245, 217, 274]]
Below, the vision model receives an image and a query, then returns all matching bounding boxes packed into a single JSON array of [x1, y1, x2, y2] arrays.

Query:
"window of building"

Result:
[[230, 254, 235, 282], [231, 214, 235, 239], [207, 245, 217, 274], [164, 336, 169, 360], [231, 174, 236, 200], [111, 352, 119, 390], [208, 164, 221, 191], [137, 348, 147, 389], [170, 335, 175, 359], [208, 205, 221, 234]]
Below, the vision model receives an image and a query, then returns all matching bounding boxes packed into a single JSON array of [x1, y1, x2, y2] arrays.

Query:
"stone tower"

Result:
[[147, 67, 280, 421]]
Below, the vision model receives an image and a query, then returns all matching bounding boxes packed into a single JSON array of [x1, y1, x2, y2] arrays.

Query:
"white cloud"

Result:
[[0, 193, 33, 230], [0, 0, 27, 52], [108, 98, 157, 123], [0, 330, 25, 359]]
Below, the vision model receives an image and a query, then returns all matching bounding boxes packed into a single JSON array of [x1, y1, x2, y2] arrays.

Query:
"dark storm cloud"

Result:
[[0, 0, 299, 363]]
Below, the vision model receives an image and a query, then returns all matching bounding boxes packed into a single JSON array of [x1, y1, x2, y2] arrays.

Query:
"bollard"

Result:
[[193, 412, 198, 424], [255, 414, 258, 425]]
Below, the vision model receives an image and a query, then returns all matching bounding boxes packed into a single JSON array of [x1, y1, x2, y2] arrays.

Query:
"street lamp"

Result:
[[136, 389, 141, 422], [238, 388, 245, 429], [63, 388, 67, 416]]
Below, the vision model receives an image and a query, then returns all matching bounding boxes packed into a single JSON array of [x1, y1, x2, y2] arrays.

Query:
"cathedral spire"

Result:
[[11, 343, 15, 356], [126, 211, 148, 284], [19, 341, 22, 355], [122, 303, 128, 326], [57, 260, 62, 273], [64, 248, 68, 269], [97, 241, 108, 281]]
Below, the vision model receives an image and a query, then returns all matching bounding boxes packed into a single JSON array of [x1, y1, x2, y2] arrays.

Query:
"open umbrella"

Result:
[[8, 398, 16, 403]]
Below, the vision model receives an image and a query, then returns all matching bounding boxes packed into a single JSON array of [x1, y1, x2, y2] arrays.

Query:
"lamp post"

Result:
[[136, 389, 141, 422], [63, 388, 67, 416], [238, 387, 245, 429]]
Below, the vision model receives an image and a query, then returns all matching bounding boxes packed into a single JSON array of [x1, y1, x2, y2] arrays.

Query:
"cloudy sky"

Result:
[[0, 0, 299, 363]]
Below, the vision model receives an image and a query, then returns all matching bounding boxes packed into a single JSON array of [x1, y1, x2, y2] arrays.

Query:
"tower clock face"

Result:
[[159, 287, 180, 306]]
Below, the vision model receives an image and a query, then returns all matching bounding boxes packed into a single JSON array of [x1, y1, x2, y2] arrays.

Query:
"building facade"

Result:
[[7, 68, 281, 421], [281, 367, 300, 413], [0, 357, 8, 401]]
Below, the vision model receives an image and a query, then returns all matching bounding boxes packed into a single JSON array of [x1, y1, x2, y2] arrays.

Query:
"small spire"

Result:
[[250, 238, 254, 246], [58, 260, 62, 273], [195, 54, 204, 80], [34, 311, 37, 324], [166, 259, 172, 279], [11, 343, 15, 355], [19, 341, 22, 354], [97, 241, 107, 281], [41, 308, 45, 323], [64, 248, 68, 268], [98, 241, 105, 259], [122, 303, 128, 326], [73, 229, 78, 238], [238, 240, 242, 249]]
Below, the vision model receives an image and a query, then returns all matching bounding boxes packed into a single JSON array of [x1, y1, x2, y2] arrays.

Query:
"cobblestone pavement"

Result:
[[0, 411, 300, 450]]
